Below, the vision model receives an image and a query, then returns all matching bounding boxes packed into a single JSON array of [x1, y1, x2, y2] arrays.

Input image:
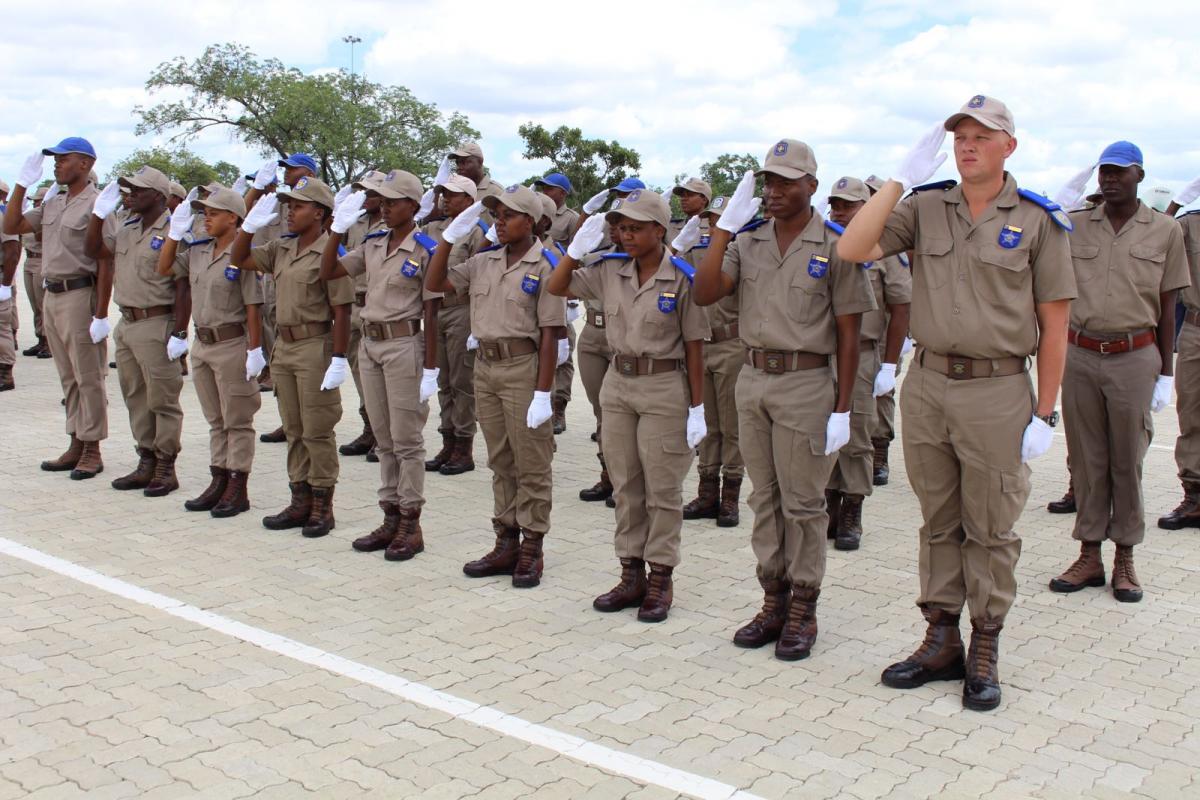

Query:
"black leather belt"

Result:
[[43, 276, 95, 294]]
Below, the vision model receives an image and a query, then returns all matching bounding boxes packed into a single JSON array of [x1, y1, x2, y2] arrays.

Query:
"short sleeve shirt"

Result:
[[681, 221, 740, 331], [172, 238, 263, 327], [340, 229, 440, 324], [343, 214, 388, 293], [23, 183, 100, 280], [104, 210, 176, 308], [860, 255, 913, 342], [549, 205, 579, 247], [447, 243, 566, 344], [876, 174, 1077, 359], [568, 251, 708, 359], [1068, 202, 1190, 333], [250, 233, 355, 327], [1176, 212, 1200, 310], [720, 213, 876, 354]]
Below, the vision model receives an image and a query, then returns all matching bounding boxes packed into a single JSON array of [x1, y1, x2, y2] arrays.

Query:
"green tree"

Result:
[[700, 153, 761, 200], [135, 43, 479, 187], [106, 146, 240, 190], [518, 123, 642, 208]]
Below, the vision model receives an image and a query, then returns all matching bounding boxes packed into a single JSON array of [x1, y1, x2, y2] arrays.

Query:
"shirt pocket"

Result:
[[916, 237, 953, 289], [1069, 243, 1102, 283], [1128, 244, 1166, 290], [281, 266, 322, 316], [975, 246, 1031, 304], [787, 271, 829, 324]]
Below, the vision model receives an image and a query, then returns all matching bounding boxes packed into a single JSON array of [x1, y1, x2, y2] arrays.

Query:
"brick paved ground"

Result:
[[1, 294, 1197, 799]]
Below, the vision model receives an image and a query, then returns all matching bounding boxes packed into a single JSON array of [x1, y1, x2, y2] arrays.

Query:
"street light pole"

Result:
[[342, 35, 362, 184]]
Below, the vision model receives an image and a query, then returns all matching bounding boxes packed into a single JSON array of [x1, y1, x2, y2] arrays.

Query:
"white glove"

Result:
[[670, 215, 701, 253], [716, 171, 762, 233], [420, 367, 440, 403], [417, 189, 435, 221], [92, 181, 122, 220], [900, 336, 915, 357], [567, 214, 606, 259], [526, 390, 553, 428], [16, 153, 45, 189], [333, 183, 353, 208], [0, 284, 12, 302], [485, 223, 498, 244], [466, 334, 479, 351], [89, 316, 111, 343], [434, 155, 452, 188], [824, 411, 851, 455], [42, 183, 61, 205], [873, 363, 897, 397], [242, 194, 279, 234], [813, 198, 829, 219], [167, 189, 198, 241], [245, 347, 267, 380], [894, 123, 949, 192], [582, 188, 611, 215], [442, 200, 484, 243], [566, 301, 582, 324], [166, 335, 189, 361], [320, 356, 349, 391], [1052, 165, 1095, 213], [1151, 375, 1174, 413], [686, 404, 707, 448], [231, 175, 248, 194], [331, 190, 366, 234], [1020, 416, 1054, 463], [252, 160, 278, 191], [556, 337, 570, 366], [1174, 174, 1200, 208]]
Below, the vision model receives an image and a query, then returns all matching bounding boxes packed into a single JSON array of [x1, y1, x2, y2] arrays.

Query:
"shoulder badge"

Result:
[[521, 273, 541, 294], [364, 230, 388, 241], [906, 179, 957, 197], [478, 243, 502, 254], [657, 291, 677, 313], [337, 243, 347, 258], [400, 257, 421, 278], [597, 252, 631, 262], [696, 233, 711, 249], [735, 218, 769, 236], [475, 218, 490, 234], [412, 230, 438, 255], [224, 265, 241, 282], [808, 254, 829, 279], [669, 255, 695, 284], [150, 235, 165, 251], [541, 247, 560, 270], [186, 236, 213, 247], [1017, 188, 1074, 232], [998, 224, 1023, 249]]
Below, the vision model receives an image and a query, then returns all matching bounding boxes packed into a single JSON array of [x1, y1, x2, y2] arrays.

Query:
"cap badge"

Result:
[[866, 174, 879, 182], [626, 189, 642, 203], [506, 184, 520, 193], [998, 224, 1023, 249], [136, 166, 148, 175], [836, 178, 848, 189], [968, 95, 986, 108], [773, 141, 789, 156], [713, 197, 726, 208], [385, 172, 396, 182], [807, 254, 829, 278], [295, 177, 309, 190]]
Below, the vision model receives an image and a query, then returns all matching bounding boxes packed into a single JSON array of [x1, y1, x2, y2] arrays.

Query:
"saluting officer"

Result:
[[694, 140, 875, 662], [449, 142, 504, 208], [838, 95, 1077, 712], [536, 192, 576, 433], [4, 138, 109, 478], [1048, 142, 1189, 602], [425, 184, 565, 589], [232, 176, 355, 538], [157, 187, 265, 517], [0, 205, 17, 391], [825, 177, 912, 551], [19, 185, 51, 359], [535, 173, 579, 248]]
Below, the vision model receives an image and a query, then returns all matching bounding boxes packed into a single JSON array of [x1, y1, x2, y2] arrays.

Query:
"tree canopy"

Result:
[[700, 153, 762, 200], [106, 146, 241, 190], [519, 123, 642, 207]]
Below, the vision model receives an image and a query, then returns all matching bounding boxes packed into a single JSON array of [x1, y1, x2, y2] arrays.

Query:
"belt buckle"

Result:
[[1098, 339, 1116, 354], [617, 355, 636, 375], [947, 356, 971, 379], [481, 343, 500, 360], [120, 308, 134, 323], [762, 351, 785, 375], [364, 323, 381, 340], [595, 315, 605, 329], [196, 328, 214, 344]]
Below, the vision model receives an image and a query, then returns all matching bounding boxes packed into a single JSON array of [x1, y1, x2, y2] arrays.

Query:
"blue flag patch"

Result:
[[521, 274, 540, 294], [657, 292, 677, 313], [808, 254, 829, 278]]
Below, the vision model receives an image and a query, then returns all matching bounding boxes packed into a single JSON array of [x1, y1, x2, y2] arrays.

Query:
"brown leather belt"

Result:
[[478, 337, 537, 361], [612, 354, 681, 376], [354, 291, 367, 307], [1068, 328, 1156, 355], [278, 321, 332, 343], [745, 348, 829, 374], [440, 290, 469, 308], [363, 319, 421, 340], [586, 309, 606, 329], [706, 322, 740, 343], [1185, 308, 1200, 328], [43, 276, 95, 294], [120, 305, 173, 323], [194, 323, 245, 344], [917, 347, 1027, 379]]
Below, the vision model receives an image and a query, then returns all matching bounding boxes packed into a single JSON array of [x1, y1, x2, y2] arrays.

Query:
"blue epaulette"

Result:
[[824, 219, 845, 235], [907, 179, 957, 196], [554, 242, 567, 257], [736, 218, 768, 236], [898, 253, 910, 269], [669, 255, 695, 283], [337, 243, 347, 257], [364, 230, 388, 241], [412, 231, 438, 255], [1017, 188, 1074, 232], [541, 247, 560, 269], [1180, 209, 1200, 218], [597, 252, 631, 261], [123, 217, 140, 227], [282, 233, 299, 239], [670, 217, 685, 225], [187, 237, 213, 247], [479, 244, 502, 253], [589, 243, 612, 254], [475, 219, 490, 234]]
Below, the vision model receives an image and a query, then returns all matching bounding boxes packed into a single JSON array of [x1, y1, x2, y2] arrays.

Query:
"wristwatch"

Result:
[[1036, 410, 1059, 427], [172, 331, 187, 340]]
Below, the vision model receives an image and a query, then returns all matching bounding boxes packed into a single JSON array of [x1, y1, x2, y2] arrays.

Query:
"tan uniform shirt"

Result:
[[1068, 202, 1190, 333], [1176, 211, 1200, 310], [568, 251, 708, 359], [341, 229, 440, 324], [448, 243, 566, 343], [172, 238, 263, 327], [250, 213, 286, 249], [861, 255, 913, 342], [682, 223, 739, 330], [721, 213, 876, 353], [877, 174, 1076, 359], [21, 230, 41, 258], [250, 233, 355, 327], [103, 210, 176, 309], [344, 213, 389, 293], [23, 183, 100, 280], [549, 204, 579, 247], [447, 222, 489, 269]]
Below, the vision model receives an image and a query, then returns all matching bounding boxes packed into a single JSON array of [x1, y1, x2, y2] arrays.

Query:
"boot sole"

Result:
[[579, 492, 613, 502], [263, 518, 308, 530], [512, 576, 541, 588], [682, 510, 719, 520], [716, 517, 739, 528], [1048, 574, 1106, 593], [962, 693, 1001, 712], [1157, 518, 1200, 530], [774, 647, 813, 662], [144, 485, 180, 498], [439, 465, 475, 475], [111, 482, 152, 491], [463, 566, 516, 578], [733, 635, 779, 649], [70, 467, 104, 480], [302, 523, 335, 538], [834, 538, 860, 551], [873, 477, 889, 486], [1112, 586, 1143, 603], [881, 662, 966, 689], [593, 599, 645, 613], [637, 610, 669, 623], [210, 503, 250, 519], [1047, 505, 1077, 514], [41, 463, 78, 472], [385, 544, 424, 562]]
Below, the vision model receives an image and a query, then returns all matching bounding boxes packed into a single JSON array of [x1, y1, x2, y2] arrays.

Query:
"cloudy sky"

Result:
[[4, 0, 1199, 206]]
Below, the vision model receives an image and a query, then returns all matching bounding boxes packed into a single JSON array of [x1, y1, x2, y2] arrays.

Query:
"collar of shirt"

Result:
[[615, 250, 679, 293], [940, 172, 1020, 211], [751, 210, 829, 259], [1088, 198, 1155, 228], [289, 231, 330, 259], [490, 241, 545, 275], [371, 228, 417, 258]]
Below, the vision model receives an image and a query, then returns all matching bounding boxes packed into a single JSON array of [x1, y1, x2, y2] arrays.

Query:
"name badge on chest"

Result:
[[998, 225, 1023, 249], [224, 265, 241, 282], [400, 257, 420, 278], [150, 235, 165, 252], [521, 273, 540, 294], [657, 292, 677, 313], [808, 254, 829, 278]]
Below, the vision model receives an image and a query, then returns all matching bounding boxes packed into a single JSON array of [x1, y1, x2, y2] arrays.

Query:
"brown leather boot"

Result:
[[775, 586, 819, 661], [184, 466, 228, 511], [1047, 478, 1076, 514], [881, 606, 966, 688], [144, 453, 179, 497], [1157, 481, 1200, 530], [425, 431, 454, 472], [0, 365, 13, 391], [717, 477, 742, 528], [463, 521, 520, 577], [593, 558, 647, 612], [22, 337, 47, 357], [637, 563, 674, 622], [385, 507, 425, 562], [211, 470, 250, 518], [1048, 541, 1105, 592], [41, 435, 82, 472], [963, 618, 1003, 711], [733, 577, 791, 648], [68, 440, 103, 480], [111, 447, 155, 490], [871, 438, 890, 486], [339, 408, 374, 456], [257, 366, 273, 392], [579, 456, 613, 502], [353, 502, 400, 552], [825, 489, 842, 539], [262, 482, 312, 530], [366, 443, 378, 463], [835, 493, 863, 551], [552, 395, 567, 435], [259, 425, 286, 443], [512, 531, 545, 588], [682, 474, 720, 520], [1112, 545, 1143, 603], [302, 485, 336, 537], [439, 436, 475, 475]]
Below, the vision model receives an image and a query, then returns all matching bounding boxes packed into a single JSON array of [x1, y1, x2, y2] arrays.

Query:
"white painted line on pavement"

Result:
[[0, 536, 764, 800]]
